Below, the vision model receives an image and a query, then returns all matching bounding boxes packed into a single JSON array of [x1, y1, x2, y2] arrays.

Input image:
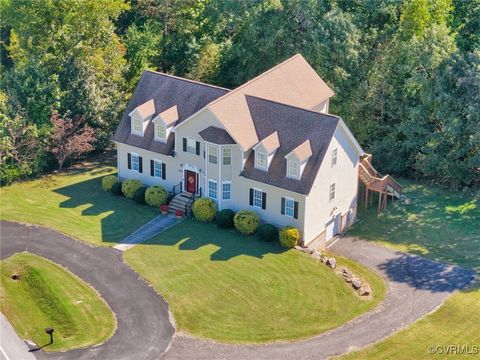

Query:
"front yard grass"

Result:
[[125, 219, 386, 343], [340, 287, 480, 360], [350, 179, 480, 270], [0, 252, 116, 352], [0, 156, 159, 246]]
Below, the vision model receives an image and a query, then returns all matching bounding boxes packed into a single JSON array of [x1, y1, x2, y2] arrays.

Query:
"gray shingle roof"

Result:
[[199, 126, 236, 145], [242, 96, 340, 195], [113, 70, 229, 155]]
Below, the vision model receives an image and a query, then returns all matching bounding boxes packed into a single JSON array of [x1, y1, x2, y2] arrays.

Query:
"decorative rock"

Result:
[[310, 251, 322, 260], [359, 287, 370, 296], [352, 280, 362, 289], [294, 245, 304, 251], [326, 257, 336, 269]]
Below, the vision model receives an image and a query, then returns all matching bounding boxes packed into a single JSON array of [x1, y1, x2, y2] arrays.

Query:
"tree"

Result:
[[49, 112, 96, 170]]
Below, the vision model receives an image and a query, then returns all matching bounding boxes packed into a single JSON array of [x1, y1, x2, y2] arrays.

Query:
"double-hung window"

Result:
[[131, 153, 139, 172], [253, 188, 263, 208], [329, 183, 336, 202], [284, 198, 295, 217], [222, 182, 231, 200], [222, 147, 231, 165], [133, 119, 142, 133], [153, 160, 162, 178], [287, 160, 300, 178], [331, 148, 338, 167], [156, 124, 167, 142], [255, 151, 267, 169], [186, 138, 196, 154], [208, 145, 218, 164], [208, 179, 217, 199]]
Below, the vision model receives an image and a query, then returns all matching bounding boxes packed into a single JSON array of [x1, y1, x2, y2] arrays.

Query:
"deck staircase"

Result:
[[359, 154, 402, 213]]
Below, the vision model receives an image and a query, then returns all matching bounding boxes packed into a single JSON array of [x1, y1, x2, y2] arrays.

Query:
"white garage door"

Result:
[[326, 215, 339, 241]]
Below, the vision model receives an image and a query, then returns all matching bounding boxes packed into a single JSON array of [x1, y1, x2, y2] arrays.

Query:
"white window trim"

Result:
[[222, 147, 232, 166], [222, 181, 231, 200], [131, 118, 143, 136], [284, 196, 295, 218], [287, 159, 300, 179], [208, 144, 218, 164], [154, 123, 168, 143], [153, 159, 162, 178], [255, 151, 267, 170], [186, 137, 196, 154], [208, 179, 218, 200], [331, 148, 338, 167], [329, 183, 336, 202], [131, 152, 140, 172], [253, 187, 263, 208]]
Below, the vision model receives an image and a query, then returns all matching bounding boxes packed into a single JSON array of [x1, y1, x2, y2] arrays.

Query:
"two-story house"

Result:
[[113, 54, 364, 247]]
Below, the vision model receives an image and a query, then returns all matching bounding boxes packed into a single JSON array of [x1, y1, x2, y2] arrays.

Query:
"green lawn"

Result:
[[125, 220, 386, 343], [350, 179, 480, 270], [340, 287, 480, 360], [1, 253, 116, 352], [0, 157, 159, 246]]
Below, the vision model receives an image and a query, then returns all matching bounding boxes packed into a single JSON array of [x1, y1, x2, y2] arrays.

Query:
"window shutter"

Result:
[[262, 192, 267, 210], [150, 160, 154, 176], [127, 153, 131, 170], [183, 138, 187, 152], [249, 188, 253, 206], [281, 197, 285, 215], [162, 163, 166, 180], [138, 156, 143, 173], [294, 201, 299, 219], [196, 141, 200, 155]]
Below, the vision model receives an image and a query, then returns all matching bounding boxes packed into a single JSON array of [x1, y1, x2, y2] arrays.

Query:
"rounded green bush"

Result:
[[257, 223, 279, 242], [233, 210, 260, 235], [121, 179, 142, 199], [192, 198, 217, 222], [111, 181, 123, 195], [279, 226, 300, 248], [101, 175, 117, 192], [216, 209, 235, 228], [133, 186, 147, 204], [145, 185, 168, 207]]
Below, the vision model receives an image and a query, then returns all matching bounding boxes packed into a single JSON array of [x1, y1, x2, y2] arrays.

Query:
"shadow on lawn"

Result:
[[145, 221, 287, 261]]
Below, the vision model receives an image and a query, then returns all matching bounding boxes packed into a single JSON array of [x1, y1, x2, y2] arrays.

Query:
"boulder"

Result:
[[352, 279, 362, 289], [310, 251, 322, 260], [326, 257, 336, 269], [359, 287, 370, 296]]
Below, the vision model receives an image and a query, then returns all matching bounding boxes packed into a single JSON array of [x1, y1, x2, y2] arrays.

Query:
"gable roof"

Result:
[[113, 70, 229, 155], [199, 126, 236, 145], [242, 96, 340, 195], [155, 105, 179, 126], [287, 140, 312, 163], [206, 54, 334, 150], [129, 99, 155, 119], [254, 131, 280, 154]]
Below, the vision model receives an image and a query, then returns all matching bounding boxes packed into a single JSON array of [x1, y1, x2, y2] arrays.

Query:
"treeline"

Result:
[[1, 0, 479, 189]]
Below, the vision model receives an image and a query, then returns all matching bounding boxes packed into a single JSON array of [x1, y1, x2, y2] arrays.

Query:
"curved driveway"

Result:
[[0, 221, 175, 360], [1, 222, 475, 360]]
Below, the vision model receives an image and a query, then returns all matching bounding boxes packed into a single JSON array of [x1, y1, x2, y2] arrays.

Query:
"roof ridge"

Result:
[[244, 94, 342, 121], [144, 69, 231, 92], [206, 54, 303, 108]]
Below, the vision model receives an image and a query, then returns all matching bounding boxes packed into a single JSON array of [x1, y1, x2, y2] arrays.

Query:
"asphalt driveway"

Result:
[[0, 221, 175, 360]]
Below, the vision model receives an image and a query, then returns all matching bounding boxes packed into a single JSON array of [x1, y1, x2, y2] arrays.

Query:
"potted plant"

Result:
[[175, 209, 184, 219], [160, 204, 169, 215]]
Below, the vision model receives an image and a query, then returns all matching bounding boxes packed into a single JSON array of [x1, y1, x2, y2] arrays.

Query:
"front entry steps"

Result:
[[169, 192, 194, 214]]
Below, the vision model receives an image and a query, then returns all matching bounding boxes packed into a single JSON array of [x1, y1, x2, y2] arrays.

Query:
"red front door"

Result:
[[185, 170, 196, 193]]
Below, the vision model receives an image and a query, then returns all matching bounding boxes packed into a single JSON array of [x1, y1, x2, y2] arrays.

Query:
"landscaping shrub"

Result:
[[216, 209, 235, 228], [101, 175, 117, 192], [257, 224, 279, 242], [111, 181, 123, 195], [145, 185, 168, 207], [279, 226, 300, 248], [121, 179, 142, 199], [192, 198, 217, 222], [133, 186, 147, 204], [233, 210, 260, 235]]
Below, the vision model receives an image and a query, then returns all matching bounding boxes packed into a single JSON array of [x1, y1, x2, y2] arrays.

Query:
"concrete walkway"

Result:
[[162, 236, 475, 360], [113, 214, 179, 251], [0, 221, 175, 360], [1, 314, 36, 360]]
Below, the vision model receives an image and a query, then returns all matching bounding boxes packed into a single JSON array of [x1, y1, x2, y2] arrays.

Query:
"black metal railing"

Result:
[[168, 181, 183, 203], [184, 187, 202, 217]]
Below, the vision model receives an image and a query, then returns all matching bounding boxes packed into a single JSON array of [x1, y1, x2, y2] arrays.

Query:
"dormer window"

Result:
[[152, 105, 178, 143], [255, 151, 267, 169], [287, 160, 300, 178], [155, 123, 167, 142], [129, 99, 155, 137], [133, 118, 143, 133]]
